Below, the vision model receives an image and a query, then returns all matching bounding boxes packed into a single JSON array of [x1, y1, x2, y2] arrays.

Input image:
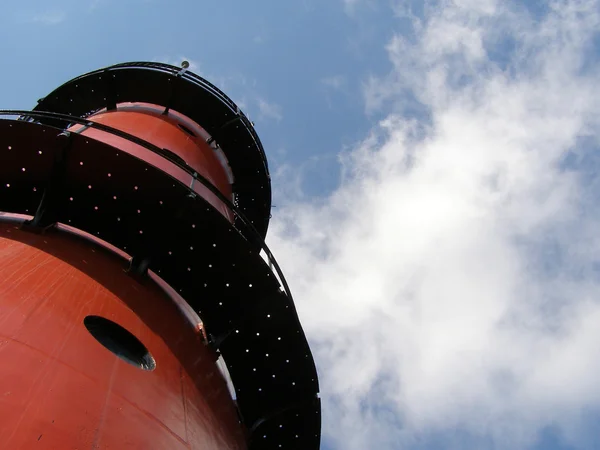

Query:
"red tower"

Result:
[[0, 62, 320, 449]]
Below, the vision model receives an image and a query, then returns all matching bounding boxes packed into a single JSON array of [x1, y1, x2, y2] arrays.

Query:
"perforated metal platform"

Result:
[[31, 61, 271, 241], [0, 117, 320, 450]]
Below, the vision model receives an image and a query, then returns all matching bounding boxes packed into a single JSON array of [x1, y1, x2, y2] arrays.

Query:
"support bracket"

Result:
[[22, 131, 72, 233]]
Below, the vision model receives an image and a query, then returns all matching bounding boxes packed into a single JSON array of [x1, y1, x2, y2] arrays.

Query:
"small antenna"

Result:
[[181, 60, 190, 69]]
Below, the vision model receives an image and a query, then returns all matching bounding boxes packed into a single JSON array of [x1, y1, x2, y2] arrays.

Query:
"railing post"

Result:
[[22, 131, 72, 232]]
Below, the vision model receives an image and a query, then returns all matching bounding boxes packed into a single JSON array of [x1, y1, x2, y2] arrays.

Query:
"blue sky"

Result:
[[0, 0, 396, 201], [3, 1, 600, 450]]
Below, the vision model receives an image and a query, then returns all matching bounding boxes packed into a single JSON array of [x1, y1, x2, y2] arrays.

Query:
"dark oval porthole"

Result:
[[83, 315, 156, 371]]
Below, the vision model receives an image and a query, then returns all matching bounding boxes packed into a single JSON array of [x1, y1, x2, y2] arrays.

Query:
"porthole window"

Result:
[[83, 315, 156, 371]]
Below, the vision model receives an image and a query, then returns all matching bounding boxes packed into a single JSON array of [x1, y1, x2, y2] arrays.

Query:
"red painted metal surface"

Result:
[[0, 223, 247, 449], [68, 103, 234, 221]]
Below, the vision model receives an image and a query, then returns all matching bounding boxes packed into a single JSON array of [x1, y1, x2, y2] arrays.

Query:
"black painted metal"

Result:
[[0, 118, 320, 450], [23, 131, 72, 231], [32, 61, 271, 240], [0, 109, 288, 299], [0, 120, 54, 216]]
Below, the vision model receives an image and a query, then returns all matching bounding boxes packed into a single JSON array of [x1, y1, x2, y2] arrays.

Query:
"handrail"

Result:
[[41, 61, 269, 173], [0, 111, 295, 320]]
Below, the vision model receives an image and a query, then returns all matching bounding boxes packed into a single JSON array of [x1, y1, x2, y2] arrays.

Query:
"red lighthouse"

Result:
[[0, 62, 320, 449]]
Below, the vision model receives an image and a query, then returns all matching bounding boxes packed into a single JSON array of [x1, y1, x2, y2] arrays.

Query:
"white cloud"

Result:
[[267, 0, 600, 449], [342, 0, 377, 15], [257, 98, 283, 122], [321, 75, 347, 90], [253, 34, 267, 44], [29, 11, 66, 25], [343, 0, 361, 12], [90, 0, 104, 10]]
